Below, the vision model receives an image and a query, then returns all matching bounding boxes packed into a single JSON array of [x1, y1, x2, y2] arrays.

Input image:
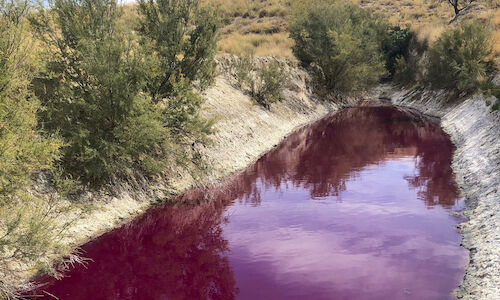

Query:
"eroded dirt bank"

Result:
[[385, 87, 500, 299]]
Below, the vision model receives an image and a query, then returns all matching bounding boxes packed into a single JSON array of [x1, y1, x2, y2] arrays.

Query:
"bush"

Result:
[[289, 2, 388, 93], [0, 1, 60, 201], [0, 1, 65, 297], [232, 55, 254, 88], [381, 26, 413, 78], [426, 22, 493, 93], [231, 56, 288, 108], [137, 0, 220, 99], [393, 56, 417, 85], [480, 81, 500, 100], [137, 0, 219, 173], [30, 0, 170, 183], [252, 62, 288, 108]]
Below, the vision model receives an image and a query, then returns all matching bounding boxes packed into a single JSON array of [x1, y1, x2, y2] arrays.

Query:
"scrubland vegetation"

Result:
[[230, 56, 288, 108], [0, 0, 499, 298], [0, 0, 219, 297], [210, 0, 498, 98]]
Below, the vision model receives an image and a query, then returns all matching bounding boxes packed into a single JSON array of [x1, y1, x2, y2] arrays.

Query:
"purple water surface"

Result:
[[31, 107, 467, 300]]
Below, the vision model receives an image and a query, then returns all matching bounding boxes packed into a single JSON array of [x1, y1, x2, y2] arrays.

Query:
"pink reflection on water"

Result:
[[30, 107, 466, 300]]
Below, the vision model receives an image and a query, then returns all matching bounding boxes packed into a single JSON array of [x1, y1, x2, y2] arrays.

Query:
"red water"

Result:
[[31, 107, 467, 300]]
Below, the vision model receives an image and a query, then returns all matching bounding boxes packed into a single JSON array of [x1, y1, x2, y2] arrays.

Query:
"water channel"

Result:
[[33, 106, 467, 300]]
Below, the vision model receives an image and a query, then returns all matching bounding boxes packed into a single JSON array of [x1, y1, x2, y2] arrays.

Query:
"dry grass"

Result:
[[203, 0, 293, 58], [218, 32, 294, 59], [207, 0, 499, 58]]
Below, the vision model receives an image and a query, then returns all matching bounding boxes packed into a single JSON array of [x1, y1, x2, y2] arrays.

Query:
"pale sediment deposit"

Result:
[[388, 87, 500, 299]]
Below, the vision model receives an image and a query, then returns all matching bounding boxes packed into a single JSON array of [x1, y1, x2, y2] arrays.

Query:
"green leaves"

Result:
[[0, 0, 60, 203], [28, 0, 219, 184], [289, 2, 387, 94], [381, 26, 413, 78], [30, 0, 168, 183], [138, 0, 219, 101], [426, 21, 493, 93], [230, 56, 288, 109]]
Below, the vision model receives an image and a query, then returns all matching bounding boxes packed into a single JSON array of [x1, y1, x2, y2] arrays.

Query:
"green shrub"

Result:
[[0, 1, 60, 201], [393, 56, 417, 85], [480, 81, 500, 100], [289, 2, 388, 93], [165, 77, 215, 172], [381, 26, 413, 78], [231, 56, 288, 108], [0, 1, 65, 297], [138, 0, 218, 172], [252, 62, 288, 108], [137, 0, 220, 100], [232, 55, 254, 88], [426, 22, 493, 93], [30, 0, 170, 183]]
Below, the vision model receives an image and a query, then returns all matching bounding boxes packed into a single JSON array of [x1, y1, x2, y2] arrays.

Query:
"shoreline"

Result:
[[11, 59, 339, 288], [388, 87, 500, 299], [7, 62, 499, 300]]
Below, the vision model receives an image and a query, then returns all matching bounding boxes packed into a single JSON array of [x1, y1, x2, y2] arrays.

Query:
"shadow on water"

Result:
[[29, 107, 466, 300]]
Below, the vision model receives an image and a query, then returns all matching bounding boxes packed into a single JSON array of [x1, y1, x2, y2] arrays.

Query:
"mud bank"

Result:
[[10, 58, 337, 285], [386, 87, 500, 299]]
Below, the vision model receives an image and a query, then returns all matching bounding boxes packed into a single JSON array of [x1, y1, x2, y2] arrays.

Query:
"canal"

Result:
[[33, 106, 467, 300]]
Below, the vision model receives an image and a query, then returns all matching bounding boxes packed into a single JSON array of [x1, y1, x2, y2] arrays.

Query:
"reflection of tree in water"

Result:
[[35, 200, 239, 300], [34, 107, 461, 299], [194, 107, 460, 208]]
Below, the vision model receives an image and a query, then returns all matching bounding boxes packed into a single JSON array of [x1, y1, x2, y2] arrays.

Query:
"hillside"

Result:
[[205, 0, 500, 58]]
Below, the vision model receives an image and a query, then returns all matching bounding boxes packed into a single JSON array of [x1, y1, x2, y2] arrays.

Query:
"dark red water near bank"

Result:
[[32, 107, 466, 300]]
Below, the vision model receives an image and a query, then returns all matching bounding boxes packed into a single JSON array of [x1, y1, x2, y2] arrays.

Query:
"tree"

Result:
[[0, 0, 60, 203], [381, 26, 413, 79], [137, 0, 219, 170], [30, 0, 170, 183], [1, 1, 64, 297], [289, 2, 388, 93], [426, 21, 493, 93], [438, 0, 485, 18], [137, 0, 219, 102]]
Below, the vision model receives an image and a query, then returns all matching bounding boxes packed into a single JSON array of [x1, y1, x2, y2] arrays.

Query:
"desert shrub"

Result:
[[232, 55, 254, 88], [0, 1, 60, 202], [30, 0, 170, 183], [289, 1, 388, 93], [137, 0, 219, 172], [393, 56, 417, 85], [480, 81, 500, 98], [165, 77, 215, 171], [252, 62, 288, 108], [381, 26, 413, 78], [426, 22, 493, 93], [137, 0, 220, 100], [0, 1, 67, 297], [231, 56, 288, 108]]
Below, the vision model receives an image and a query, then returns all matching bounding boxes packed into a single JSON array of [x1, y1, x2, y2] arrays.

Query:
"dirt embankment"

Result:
[[11, 57, 337, 285], [383, 87, 500, 300]]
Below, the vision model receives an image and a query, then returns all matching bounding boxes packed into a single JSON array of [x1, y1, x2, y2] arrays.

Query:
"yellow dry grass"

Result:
[[218, 32, 294, 59], [203, 0, 293, 58], [207, 0, 499, 58]]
